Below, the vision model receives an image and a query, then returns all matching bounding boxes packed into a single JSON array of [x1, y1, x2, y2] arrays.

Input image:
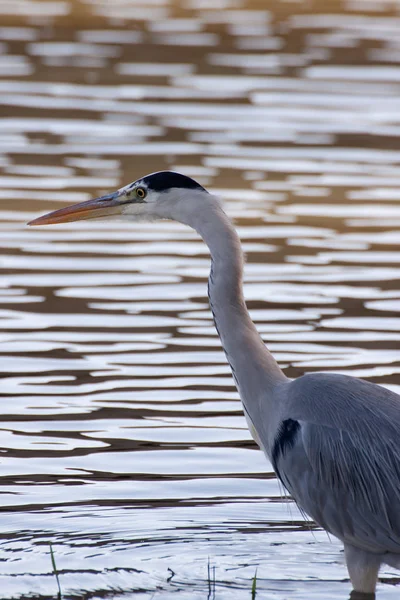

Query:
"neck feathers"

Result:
[[177, 195, 286, 414]]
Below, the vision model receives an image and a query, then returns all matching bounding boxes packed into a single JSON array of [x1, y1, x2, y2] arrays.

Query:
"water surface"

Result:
[[1, 0, 400, 598]]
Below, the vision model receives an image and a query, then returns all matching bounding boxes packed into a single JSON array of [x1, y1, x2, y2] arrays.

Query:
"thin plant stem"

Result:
[[207, 558, 216, 600], [251, 568, 257, 600], [49, 543, 62, 598]]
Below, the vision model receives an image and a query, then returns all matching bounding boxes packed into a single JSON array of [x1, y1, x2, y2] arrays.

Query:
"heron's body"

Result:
[[29, 170, 400, 597]]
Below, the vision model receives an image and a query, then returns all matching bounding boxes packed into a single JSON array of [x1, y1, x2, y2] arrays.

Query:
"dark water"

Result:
[[0, 0, 400, 597]]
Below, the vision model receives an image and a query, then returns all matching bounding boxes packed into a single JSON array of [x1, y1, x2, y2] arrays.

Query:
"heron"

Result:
[[28, 170, 400, 598]]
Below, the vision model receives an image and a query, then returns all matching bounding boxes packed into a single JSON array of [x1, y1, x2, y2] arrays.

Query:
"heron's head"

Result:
[[28, 171, 212, 227]]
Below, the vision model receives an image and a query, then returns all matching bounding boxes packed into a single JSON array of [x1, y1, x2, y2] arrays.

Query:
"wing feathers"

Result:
[[273, 373, 400, 554]]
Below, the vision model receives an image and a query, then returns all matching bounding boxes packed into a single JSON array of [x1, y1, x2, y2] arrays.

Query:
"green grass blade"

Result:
[[251, 568, 257, 600], [49, 543, 62, 598]]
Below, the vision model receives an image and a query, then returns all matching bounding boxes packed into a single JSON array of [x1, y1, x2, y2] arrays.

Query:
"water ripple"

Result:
[[0, 1, 399, 598]]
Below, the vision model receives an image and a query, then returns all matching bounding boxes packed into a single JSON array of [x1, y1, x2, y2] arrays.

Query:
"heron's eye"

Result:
[[135, 186, 147, 200]]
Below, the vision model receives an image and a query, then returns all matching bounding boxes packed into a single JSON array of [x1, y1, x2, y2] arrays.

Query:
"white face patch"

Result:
[[117, 171, 206, 205], [109, 171, 213, 223]]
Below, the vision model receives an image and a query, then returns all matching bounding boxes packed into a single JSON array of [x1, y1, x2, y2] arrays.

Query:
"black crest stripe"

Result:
[[140, 171, 207, 193]]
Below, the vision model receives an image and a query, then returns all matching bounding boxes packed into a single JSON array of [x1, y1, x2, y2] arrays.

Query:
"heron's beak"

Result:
[[27, 191, 124, 226]]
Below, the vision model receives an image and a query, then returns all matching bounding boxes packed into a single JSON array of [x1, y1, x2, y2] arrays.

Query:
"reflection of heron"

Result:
[[29, 171, 400, 597]]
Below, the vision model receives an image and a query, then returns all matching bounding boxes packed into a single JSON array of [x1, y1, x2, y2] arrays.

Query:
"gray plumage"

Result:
[[29, 171, 400, 597], [275, 374, 400, 556]]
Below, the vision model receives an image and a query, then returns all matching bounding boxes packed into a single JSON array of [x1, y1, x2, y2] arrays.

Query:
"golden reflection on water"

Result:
[[0, 0, 400, 598]]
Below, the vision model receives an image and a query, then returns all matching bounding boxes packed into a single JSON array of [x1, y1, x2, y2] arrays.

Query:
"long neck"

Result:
[[179, 198, 287, 412]]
